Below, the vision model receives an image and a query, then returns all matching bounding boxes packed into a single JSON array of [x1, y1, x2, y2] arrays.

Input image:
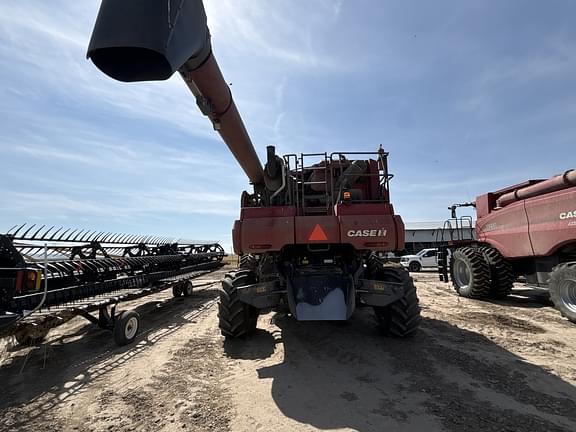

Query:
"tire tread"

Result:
[[218, 270, 259, 338], [450, 247, 491, 298], [368, 253, 421, 337]]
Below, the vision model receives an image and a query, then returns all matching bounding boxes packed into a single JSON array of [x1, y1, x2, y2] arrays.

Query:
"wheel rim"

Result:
[[186, 283, 193, 295], [454, 259, 471, 289], [558, 276, 576, 314], [125, 317, 138, 339]]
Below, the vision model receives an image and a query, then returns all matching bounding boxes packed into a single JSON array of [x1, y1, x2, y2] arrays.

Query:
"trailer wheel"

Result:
[[172, 285, 183, 297], [408, 261, 421, 272], [450, 247, 490, 298], [113, 310, 140, 346], [182, 281, 194, 297], [479, 246, 514, 298], [14, 329, 49, 346], [368, 254, 421, 337], [549, 262, 576, 323], [218, 270, 259, 338]]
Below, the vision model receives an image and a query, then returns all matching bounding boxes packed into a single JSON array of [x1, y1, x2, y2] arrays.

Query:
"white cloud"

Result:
[[1, 188, 239, 220], [204, 0, 338, 69]]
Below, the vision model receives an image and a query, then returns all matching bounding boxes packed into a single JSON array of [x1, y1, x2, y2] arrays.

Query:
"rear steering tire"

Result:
[[479, 246, 514, 299], [218, 270, 259, 338], [368, 254, 421, 337], [450, 247, 491, 298], [239, 254, 258, 272], [549, 262, 576, 323]]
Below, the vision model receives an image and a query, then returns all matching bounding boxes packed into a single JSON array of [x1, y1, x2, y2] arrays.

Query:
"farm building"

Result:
[[403, 221, 475, 254]]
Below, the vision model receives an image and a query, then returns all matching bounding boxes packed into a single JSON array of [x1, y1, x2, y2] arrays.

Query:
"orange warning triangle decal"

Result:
[[308, 224, 328, 241]]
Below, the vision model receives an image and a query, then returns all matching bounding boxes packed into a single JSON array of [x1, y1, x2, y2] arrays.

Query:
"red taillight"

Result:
[[15, 270, 24, 294]]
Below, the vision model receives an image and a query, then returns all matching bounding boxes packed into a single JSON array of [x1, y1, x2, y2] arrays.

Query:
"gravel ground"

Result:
[[1, 267, 575, 432]]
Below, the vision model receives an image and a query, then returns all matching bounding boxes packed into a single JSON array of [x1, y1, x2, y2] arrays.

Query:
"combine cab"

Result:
[[87, 0, 421, 337], [438, 170, 576, 323]]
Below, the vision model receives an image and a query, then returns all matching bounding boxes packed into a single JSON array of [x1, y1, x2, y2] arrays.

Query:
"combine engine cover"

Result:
[[233, 149, 404, 254]]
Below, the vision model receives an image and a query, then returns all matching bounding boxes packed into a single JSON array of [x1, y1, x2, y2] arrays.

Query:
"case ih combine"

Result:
[[87, 0, 421, 338], [438, 170, 576, 323]]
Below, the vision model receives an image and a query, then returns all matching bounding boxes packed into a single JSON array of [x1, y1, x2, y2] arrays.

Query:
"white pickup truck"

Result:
[[400, 248, 447, 272]]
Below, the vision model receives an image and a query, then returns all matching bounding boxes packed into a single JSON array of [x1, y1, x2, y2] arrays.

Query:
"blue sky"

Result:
[[1, 1, 575, 251]]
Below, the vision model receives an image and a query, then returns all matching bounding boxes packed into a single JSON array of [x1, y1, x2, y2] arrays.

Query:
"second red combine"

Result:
[[438, 170, 576, 323], [87, 0, 420, 338]]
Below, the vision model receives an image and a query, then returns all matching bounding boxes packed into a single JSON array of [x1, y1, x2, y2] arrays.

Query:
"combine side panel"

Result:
[[334, 203, 401, 252], [235, 207, 297, 254], [476, 201, 534, 258], [525, 187, 576, 256], [239, 217, 295, 253], [339, 215, 398, 251]]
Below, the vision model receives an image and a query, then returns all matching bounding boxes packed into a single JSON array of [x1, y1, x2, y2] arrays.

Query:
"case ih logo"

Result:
[[346, 229, 387, 237], [560, 211, 575, 220]]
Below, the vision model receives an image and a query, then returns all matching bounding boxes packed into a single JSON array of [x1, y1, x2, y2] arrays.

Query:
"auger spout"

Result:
[[87, 0, 264, 185]]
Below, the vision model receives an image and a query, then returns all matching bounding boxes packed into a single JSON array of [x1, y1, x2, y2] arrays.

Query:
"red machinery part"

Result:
[[85, 0, 421, 335], [180, 54, 264, 184], [496, 169, 576, 208], [88, 0, 264, 185]]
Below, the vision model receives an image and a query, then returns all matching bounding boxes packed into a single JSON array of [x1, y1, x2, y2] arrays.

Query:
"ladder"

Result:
[[299, 153, 331, 216]]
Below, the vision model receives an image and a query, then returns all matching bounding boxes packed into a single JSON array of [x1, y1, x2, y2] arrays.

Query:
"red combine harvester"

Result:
[[438, 170, 576, 322], [87, 0, 420, 338]]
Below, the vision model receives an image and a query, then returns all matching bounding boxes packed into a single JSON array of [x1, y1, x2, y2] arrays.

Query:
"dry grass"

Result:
[[222, 254, 238, 266]]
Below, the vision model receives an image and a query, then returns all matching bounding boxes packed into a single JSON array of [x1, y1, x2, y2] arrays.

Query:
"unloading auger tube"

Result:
[[87, 0, 264, 186], [496, 169, 576, 208]]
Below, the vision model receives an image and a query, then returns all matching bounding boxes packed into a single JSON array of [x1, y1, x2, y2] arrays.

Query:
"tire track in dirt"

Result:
[[0, 269, 229, 432], [224, 273, 576, 432], [2, 268, 576, 432]]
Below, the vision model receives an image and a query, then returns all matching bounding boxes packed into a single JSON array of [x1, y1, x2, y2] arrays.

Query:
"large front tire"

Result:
[[549, 262, 576, 323], [368, 254, 421, 337], [218, 270, 259, 338], [450, 247, 491, 298]]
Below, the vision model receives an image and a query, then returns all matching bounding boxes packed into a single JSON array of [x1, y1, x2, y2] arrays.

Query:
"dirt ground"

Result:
[[1, 267, 576, 432]]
